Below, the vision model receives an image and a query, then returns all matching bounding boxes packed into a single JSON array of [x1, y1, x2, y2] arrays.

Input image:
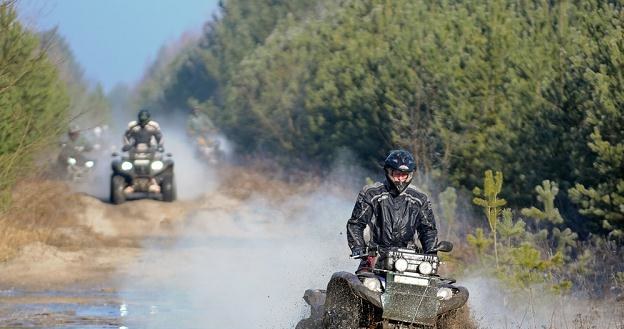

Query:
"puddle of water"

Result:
[[0, 289, 132, 329], [0, 291, 188, 329], [0, 289, 17, 297]]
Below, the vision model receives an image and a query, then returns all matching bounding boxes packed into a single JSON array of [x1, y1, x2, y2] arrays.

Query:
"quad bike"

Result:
[[56, 146, 96, 182], [194, 135, 224, 165], [296, 241, 470, 329], [110, 143, 176, 204], [62, 154, 96, 182]]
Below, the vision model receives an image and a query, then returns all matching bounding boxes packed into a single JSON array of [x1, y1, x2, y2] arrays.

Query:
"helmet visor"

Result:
[[390, 169, 410, 181], [385, 168, 413, 193]]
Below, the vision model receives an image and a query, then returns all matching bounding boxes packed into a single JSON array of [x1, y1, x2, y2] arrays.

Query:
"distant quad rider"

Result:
[[187, 107, 222, 163], [123, 109, 164, 152], [58, 125, 93, 165], [62, 125, 93, 154], [187, 107, 216, 137], [347, 149, 439, 274], [57, 125, 95, 180]]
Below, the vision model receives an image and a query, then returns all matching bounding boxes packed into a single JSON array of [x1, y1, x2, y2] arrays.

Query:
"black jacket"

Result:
[[347, 181, 438, 254], [123, 120, 164, 148]]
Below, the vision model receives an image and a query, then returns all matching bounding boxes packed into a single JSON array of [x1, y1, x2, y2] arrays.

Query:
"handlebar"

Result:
[[351, 241, 453, 259], [121, 145, 164, 153]]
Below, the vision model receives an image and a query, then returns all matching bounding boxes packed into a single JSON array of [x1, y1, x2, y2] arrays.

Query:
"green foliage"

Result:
[[526, 228, 550, 250], [472, 170, 507, 230], [137, 0, 624, 237], [521, 180, 564, 224], [497, 243, 566, 290], [569, 128, 624, 230], [552, 227, 578, 253], [473, 170, 506, 266], [568, 249, 593, 277], [464, 171, 608, 293], [497, 209, 526, 247], [601, 220, 624, 240], [135, 34, 201, 114], [551, 280, 573, 295], [466, 228, 493, 259], [0, 1, 69, 209]]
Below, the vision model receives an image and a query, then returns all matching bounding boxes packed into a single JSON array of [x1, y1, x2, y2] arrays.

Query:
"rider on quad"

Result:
[[61, 125, 93, 154], [297, 150, 470, 329], [115, 109, 168, 197], [123, 109, 164, 152], [187, 107, 223, 163], [57, 125, 95, 180], [347, 149, 439, 272]]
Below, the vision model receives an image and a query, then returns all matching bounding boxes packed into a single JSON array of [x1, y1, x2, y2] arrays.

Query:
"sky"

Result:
[[18, 0, 220, 92]]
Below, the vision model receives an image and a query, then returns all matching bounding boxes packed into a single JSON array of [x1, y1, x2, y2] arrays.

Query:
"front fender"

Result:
[[111, 159, 134, 181], [438, 285, 469, 314], [111, 159, 121, 172]]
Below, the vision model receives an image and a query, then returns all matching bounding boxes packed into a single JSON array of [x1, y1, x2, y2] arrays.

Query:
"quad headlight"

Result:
[[418, 261, 433, 275], [67, 157, 77, 165], [437, 287, 453, 300], [121, 161, 133, 171], [394, 258, 408, 272], [150, 160, 164, 171], [363, 277, 382, 292], [85, 160, 94, 168]]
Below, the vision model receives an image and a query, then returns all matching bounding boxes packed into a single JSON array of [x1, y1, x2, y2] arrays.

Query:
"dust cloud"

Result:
[[463, 274, 624, 329], [115, 188, 358, 329], [108, 145, 363, 328]]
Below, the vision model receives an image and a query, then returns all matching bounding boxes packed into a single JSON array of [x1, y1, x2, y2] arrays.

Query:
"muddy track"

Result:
[[0, 173, 347, 328], [0, 189, 235, 328]]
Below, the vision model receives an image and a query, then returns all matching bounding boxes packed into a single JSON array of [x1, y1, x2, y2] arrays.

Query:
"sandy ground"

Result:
[[0, 190, 212, 328], [0, 195, 197, 290], [0, 180, 320, 328]]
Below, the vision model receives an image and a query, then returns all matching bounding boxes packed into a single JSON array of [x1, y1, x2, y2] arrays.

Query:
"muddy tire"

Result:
[[110, 175, 126, 205], [161, 173, 176, 202], [436, 305, 476, 329], [322, 278, 362, 329]]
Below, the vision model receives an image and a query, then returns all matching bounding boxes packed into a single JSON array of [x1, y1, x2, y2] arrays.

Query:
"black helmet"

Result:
[[138, 109, 151, 126], [384, 149, 415, 194]]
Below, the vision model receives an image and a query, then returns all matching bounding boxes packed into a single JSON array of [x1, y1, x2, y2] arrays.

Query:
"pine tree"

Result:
[[0, 1, 69, 208], [521, 180, 564, 225], [566, 0, 624, 231], [473, 170, 507, 267]]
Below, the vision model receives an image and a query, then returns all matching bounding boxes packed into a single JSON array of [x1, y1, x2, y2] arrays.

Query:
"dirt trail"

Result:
[[3, 175, 620, 329], [0, 186, 253, 328], [0, 194, 198, 290], [0, 170, 347, 328]]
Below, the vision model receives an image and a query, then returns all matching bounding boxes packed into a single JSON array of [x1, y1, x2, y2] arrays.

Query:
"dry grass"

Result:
[[0, 179, 93, 261], [0, 163, 318, 262], [217, 164, 321, 202]]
